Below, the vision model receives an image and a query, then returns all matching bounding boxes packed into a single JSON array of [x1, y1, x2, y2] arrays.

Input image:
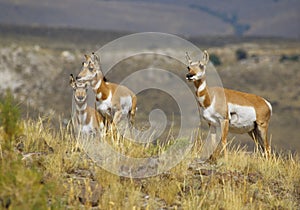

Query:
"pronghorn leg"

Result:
[[113, 110, 122, 125], [129, 112, 135, 128], [248, 128, 258, 150], [256, 121, 270, 158], [127, 96, 137, 139], [103, 115, 111, 135], [208, 124, 218, 162], [130, 95, 137, 126], [125, 113, 134, 140], [248, 130, 260, 152], [128, 109, 135, 132], [111, 110, 123, 138], [209, 124, 217, 147], [220, 119, 229, 157]]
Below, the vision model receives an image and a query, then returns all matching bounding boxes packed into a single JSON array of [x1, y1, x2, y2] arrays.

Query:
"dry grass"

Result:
[[0, 116, 299, 209]]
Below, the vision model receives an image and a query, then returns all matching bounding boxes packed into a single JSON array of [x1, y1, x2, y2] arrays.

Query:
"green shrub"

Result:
[[0, 89, 21, 149], [209, 53, 222, 66], [279, 54, 299, 62], [0, 155, 63, 209]]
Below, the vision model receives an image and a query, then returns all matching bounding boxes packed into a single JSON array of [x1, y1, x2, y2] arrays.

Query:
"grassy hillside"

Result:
[[0, 111, 299, 209]]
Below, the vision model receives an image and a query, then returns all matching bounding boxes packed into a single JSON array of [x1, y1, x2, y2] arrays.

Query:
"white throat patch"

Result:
[[93, 79, 102, 90], [198, 81, 206, 92]]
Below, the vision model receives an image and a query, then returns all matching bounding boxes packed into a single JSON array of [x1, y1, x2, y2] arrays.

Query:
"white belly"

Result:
[[228, 103, 256, 133]]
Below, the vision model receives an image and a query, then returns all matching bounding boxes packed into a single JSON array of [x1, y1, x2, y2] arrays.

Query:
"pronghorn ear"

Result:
[[202, 50, 209, 64], [69, 74, 76, 89], [92, 52, 100, 64], [84, 54, 91, 61]]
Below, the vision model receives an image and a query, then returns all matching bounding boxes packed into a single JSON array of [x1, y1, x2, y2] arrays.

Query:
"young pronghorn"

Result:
[[75, 53, 137, 128], [185, 51, 272, 157], [70, 74, 104, 136]]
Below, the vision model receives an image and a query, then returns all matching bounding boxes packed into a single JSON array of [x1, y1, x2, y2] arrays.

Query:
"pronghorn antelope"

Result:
[[185, 50, 272, 157], [70, 74, 104, 135], [76, 53, 137, 127]]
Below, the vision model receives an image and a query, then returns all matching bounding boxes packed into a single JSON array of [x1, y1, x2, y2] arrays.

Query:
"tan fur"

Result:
[[80, 106, 103, 130], [186, 51, 272, 157], [76, 53, 137, 127], [70, 75, 104, 135]]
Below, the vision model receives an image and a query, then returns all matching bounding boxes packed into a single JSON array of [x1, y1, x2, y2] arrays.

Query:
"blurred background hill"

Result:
[[0, 0, 299, 38], [0, 0, 299, 153]]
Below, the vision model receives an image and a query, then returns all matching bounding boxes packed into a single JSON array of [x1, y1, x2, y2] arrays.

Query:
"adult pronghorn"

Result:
[[76, 53, 137, 128], [185, 50, 272, 157], [70, 74, 104, 136]]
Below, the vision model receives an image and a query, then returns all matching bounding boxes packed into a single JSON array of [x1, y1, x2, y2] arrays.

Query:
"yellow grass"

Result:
[[0, 117, 299, 209]]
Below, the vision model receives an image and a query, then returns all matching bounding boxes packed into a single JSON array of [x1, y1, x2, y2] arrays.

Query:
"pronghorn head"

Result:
[[185, 50, 209, 81], [76, 52, 103, 83], [70, 74, 88, 104]]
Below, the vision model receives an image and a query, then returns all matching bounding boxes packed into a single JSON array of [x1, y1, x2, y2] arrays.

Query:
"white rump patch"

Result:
[[120, 96, 132, 115], [228, 103, 256, 133]]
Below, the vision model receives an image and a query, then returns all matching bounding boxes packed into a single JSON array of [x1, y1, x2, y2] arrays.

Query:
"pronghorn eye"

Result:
[[82, 62, 84, 66], [199, 64, 204, 69]]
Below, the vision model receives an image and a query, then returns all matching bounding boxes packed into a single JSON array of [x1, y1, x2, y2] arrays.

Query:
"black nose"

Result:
[[77, 96, 84, 101], [186, 73, 193, 80]]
